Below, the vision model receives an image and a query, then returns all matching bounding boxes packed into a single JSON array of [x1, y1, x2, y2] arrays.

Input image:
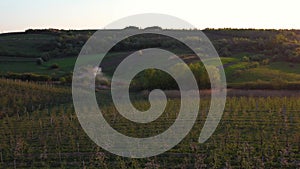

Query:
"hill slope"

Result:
[[1, 28, 300, 89]]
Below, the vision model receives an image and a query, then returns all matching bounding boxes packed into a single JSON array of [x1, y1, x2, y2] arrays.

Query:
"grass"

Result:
[[202, 57, 239, 66], [0, 60, 71, 76], [220, 57, 239, 64], [2, 53, 300, 89], [229, 66, 300, 83], [224, 62, 249, 80], [0, 34, 56, 57], [0, 55, 105, 76], [0, 53, 127, 77], [267, 62, 300, 74], [0, 56, 36, 62]]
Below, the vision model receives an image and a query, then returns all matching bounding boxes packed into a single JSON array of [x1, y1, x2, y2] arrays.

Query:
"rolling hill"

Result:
[[1, 28, 300, 89]]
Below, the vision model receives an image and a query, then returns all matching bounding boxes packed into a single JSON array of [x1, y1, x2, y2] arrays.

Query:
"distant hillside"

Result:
[[0, 28, 300, 62], [0, 29, 94, 58], [1, 28, 300, 89]]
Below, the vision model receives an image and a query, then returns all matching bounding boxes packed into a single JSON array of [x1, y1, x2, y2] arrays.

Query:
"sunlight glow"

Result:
[[1, 0, 299, 33]]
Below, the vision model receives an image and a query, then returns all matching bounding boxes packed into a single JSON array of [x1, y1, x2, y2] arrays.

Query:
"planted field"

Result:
[[0, 57, 76, 76], [0, 80, 299, 168]]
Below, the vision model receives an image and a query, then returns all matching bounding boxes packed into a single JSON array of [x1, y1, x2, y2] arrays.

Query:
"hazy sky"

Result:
[[1, 0, 299, 33]]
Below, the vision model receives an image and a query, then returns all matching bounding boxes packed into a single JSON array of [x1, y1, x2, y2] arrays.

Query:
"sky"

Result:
[[1, 0, 300, 33]]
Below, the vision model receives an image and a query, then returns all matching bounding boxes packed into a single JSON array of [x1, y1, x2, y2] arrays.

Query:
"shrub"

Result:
[[228, 79, 300, 90], [242, 56, 250, 62], [59, 77, 66, 84], [249, 54, 267, 62], [233, 70, 244, 77], [50, 63, 59, 69], [0, 111, 4, 119], [4, 72, 51, 81], [219, 47, 232, 57], [98, 79, 110, 86], [36, 58, 43, 65], [41, 53, 50, 62], [261, 59, 270, 65], [246, 62, 260, 69], [129, 62, 210, 91]]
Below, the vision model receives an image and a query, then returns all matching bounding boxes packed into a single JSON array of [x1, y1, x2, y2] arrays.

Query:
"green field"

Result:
[[0, 79, 299, 168], [0, 57, 75, 76], [2, 55, 300, 88], [0, 55, 104, 77]]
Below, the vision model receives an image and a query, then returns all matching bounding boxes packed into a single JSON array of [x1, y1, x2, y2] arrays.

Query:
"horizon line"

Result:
[[2, 27, 300, 34]]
